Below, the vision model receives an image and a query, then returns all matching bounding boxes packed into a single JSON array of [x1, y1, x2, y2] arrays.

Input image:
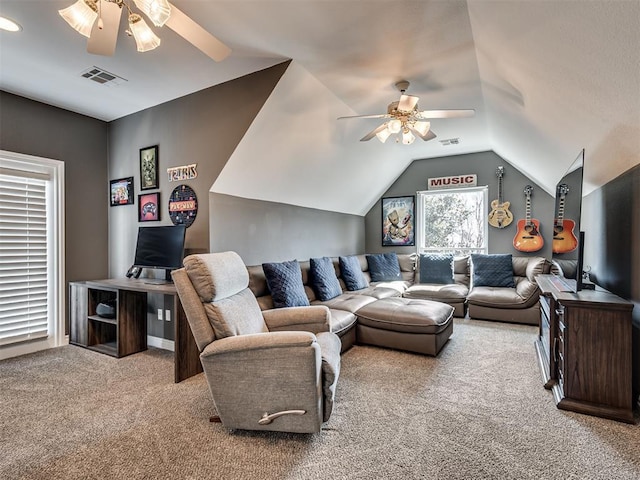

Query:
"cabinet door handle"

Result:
[[553, 337, 558, 363]]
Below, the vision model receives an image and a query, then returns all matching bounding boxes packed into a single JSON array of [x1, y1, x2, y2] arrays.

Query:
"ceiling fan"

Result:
[[58, 0, 231, 61], [338, 80, 474, 145]]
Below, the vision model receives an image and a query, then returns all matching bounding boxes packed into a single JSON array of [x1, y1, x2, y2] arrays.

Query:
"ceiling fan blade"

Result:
[[165, 4, 231, 62], [408, 127, 437, 141], [360, 124, 388, 141], [338, 113, 390, 120], [86, 1, 122, 56], [416, 109, 475, 119], [398, 94, 419, 112]]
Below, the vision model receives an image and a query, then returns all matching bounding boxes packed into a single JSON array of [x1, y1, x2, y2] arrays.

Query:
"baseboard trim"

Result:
[[147, 335, 174, 352]]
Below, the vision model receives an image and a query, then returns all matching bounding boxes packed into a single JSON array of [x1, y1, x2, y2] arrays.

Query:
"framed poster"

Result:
[[110, 177, 134, 206], [381, 195, 415, 246], [168, 184, 198, 228], [139, 145, 159, 190], [138, 192, 160, 222]]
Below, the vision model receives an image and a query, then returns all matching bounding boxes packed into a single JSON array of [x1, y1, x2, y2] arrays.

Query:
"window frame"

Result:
[[0, 150, 65, 360], [416, 185, 489, 256]]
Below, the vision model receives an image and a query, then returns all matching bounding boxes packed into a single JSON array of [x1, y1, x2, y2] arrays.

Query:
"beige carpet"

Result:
[[1, 318, 639, 480]]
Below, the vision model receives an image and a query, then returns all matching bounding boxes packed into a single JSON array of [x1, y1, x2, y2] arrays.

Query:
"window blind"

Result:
[[0, 173, 49, 346]]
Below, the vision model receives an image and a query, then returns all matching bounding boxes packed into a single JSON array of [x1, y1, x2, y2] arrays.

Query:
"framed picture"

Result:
[[110, 177, 134, 207], [139, 145, 159, 190], [381, 195, 415, 246], [138, 192, 160, 222]]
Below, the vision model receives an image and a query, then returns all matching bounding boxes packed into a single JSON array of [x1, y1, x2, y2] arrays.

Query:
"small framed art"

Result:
[[381, 195, 415, 246], [110, 177, 134, 207], [140, 145, 159, 190], [138, 192, 160, 222]]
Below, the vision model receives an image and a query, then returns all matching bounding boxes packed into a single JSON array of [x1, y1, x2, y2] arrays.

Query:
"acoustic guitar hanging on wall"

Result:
[[488, 166, 513, 228], [513, 185, 544, 252], [552, 183, 578, 254]]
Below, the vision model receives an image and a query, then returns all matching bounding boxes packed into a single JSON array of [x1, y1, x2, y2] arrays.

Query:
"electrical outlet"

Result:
[[165, 309, 171, 322], [157, 308, 163, 321]]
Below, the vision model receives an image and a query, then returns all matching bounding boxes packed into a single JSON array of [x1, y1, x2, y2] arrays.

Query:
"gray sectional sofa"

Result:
[[246, 253, 549, 355]]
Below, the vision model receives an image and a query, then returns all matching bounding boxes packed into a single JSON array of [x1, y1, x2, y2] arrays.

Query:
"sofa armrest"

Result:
[[515, 277, 540, 303], [262, 305, 331, 333], [525, 257, 547, 283]]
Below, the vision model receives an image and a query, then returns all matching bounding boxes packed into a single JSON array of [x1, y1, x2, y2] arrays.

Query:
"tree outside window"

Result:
[[417, 186, 488, 255]]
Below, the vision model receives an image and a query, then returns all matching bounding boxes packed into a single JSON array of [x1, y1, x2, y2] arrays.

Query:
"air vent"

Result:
[[439, 138, 460, 146], [80, 66, 127, 86]]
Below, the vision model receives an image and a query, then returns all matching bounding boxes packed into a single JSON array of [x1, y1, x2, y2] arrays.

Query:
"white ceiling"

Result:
[[1, 1, 639, 215]]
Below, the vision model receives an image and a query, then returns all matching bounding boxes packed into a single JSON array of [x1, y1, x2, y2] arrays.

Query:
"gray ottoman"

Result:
[[355, 297, 454, 355]]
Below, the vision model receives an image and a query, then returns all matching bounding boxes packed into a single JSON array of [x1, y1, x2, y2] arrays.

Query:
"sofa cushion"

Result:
[[471, 253, 515, 288], [312, 292, 377, 314], [404, 283, 469, 302], [262, 260, 310, 308], [310, 257, 342, 301], [419, 253, 454, 284], [203, 288, 268, 338], [466, 284, 538, 308], [339, 255, 368, 291], [356, 297, 454, 335], [367, 253, 402, 282]]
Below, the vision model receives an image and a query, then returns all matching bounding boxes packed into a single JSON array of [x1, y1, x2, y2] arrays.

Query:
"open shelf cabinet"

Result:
[[70, 282, 147, 358]]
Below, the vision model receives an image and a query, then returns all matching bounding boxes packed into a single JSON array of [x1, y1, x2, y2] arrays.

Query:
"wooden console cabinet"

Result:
[[69, 279, 202, 382], [69, 282, 147, 358], [535, 275, 635, 423]]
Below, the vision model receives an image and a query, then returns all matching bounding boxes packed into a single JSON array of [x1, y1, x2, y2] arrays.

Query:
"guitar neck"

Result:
[[556, 195, 566, 225], [525, 194, 532, 224]]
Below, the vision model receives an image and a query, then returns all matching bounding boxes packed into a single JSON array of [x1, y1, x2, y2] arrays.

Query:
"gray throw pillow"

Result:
[[419, 254, 454, 284], [262, 260, 310, 308], [366, 253, 402, 282], [339, 256, 368, 291], [471, 254, 515, 288], [310, 257, 342, 301]]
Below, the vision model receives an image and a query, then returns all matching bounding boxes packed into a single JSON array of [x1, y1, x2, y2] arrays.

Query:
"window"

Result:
[[416, 186, 488, 255], [0, 151, 65, 360]]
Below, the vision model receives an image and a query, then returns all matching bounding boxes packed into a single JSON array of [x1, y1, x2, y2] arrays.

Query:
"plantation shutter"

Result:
[[0, 171, 49, 346]]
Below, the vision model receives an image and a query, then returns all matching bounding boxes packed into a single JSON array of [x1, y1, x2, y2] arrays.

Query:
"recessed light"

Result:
[[0, 16, 22, 32]]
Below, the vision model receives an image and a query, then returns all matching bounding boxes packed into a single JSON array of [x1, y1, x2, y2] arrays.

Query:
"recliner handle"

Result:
[[258, 409, 306, 425]]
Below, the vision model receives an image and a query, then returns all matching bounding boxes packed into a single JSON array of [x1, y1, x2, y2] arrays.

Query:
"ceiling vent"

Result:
[[80, 66, 127, 86], [439, 138, 460, 146]]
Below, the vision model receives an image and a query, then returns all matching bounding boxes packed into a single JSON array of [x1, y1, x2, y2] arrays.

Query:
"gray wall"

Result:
[[0, 91, 109, 333], [581, 164, 640, 402], [107, 62, 289, 339], [365, 151, 555, 257], [210, 193, 364, 265], [107, 62, 291, 279]]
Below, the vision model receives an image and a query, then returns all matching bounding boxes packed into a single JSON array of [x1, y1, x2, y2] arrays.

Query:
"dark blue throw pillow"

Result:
[[366, 252, 402, 282], [262, 260, 310, 308], [419, 254, 454, 284], [339, 256, 368, 291], [471, 254, 515, 288], [310, 257, 342, 301]]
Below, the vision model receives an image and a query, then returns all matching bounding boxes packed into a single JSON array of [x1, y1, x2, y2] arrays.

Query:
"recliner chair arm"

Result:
[[201, 330, 318, 358], [262, 305, 331, 334]]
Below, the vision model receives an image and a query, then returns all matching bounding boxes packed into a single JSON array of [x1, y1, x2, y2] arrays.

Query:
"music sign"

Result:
[[428, 174, 477, 190]]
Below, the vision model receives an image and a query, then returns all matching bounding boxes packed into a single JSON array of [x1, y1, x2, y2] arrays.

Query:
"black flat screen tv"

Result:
[[550, 149, 585, 291], [133, 225, 186, 281]]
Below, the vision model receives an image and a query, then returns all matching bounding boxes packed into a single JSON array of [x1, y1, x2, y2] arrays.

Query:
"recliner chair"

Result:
[[171, 251, 341, 433]]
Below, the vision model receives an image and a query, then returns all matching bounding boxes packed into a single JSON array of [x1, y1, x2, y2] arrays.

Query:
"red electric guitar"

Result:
[[513, 185, 544, 252], [552, 183, 578, 254]]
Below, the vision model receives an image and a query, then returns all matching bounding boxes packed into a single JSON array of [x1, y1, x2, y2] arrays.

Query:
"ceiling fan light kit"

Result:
[[127, 13, 160, 52], [59, 0, 99, 38], [58, 0, 231, 61], [338, 80, 474, 145]]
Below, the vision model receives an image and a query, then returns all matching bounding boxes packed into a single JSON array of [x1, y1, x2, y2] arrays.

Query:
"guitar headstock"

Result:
[[523, 185, 533, 196], [557, 183, 570, 196], [496, 166, 504, 178]]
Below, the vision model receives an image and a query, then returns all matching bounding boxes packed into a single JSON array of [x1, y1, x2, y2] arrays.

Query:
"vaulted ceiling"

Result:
[[1, 1, 638, 215]]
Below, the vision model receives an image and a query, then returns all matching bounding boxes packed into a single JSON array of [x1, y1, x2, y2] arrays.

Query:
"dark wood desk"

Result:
[[70, 278, 202, 383]]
